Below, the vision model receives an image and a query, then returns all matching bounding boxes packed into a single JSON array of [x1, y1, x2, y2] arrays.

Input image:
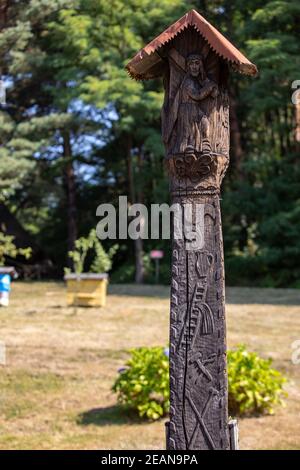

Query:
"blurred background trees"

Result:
[[0, 0, 299, 286]]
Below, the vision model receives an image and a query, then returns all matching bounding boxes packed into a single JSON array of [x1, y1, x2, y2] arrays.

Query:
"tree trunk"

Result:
[[135, 147, 146, 284], [229, 87, 244, 180], [63, 131, 77, 268], [125, 135, 144, 284], [0, 1, 9, 29], [134, 237, 144, 284]]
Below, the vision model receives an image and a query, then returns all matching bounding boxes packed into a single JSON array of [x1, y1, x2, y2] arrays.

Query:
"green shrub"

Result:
[[110, 261, 135, 283], [228, 345, 287, 416], [112, 347, 169, 420], [64, 229, 118, 275], [113, 345, 287, 421], [0, 232, 31, 266]]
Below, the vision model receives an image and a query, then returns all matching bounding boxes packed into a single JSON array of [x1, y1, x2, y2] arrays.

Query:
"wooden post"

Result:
[[126, 9, 257, 450]]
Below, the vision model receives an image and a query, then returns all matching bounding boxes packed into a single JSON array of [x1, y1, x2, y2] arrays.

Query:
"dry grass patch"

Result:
[[0, 282, 299, 449]]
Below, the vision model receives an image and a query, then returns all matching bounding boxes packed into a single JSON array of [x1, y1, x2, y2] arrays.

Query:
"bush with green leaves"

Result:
[[112, 347, 169, 420], [227, 345, 287, 416], [65, 229, 118, 275], [0, 232, 31, 266], [113, 345, 287, 421]]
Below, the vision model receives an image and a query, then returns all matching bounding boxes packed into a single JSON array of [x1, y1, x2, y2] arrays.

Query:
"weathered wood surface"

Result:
[[126, 9, 257, 451], [168, 195, 229, 450], [162, 27, 230, 450]]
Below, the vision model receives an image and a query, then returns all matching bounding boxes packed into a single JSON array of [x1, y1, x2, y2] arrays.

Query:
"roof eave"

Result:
[[126, 9, 258, 80]]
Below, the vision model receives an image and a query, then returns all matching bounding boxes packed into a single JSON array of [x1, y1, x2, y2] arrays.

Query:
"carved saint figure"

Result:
[[174, 54, 218, 155]]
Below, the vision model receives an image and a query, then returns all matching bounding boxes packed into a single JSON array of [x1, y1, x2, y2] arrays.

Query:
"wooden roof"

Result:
[[126, 9, 258, 80]]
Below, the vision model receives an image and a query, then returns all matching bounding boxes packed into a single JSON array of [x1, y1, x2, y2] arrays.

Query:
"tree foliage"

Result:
[[0, 0, 299, 286], [0, 232, 31, 266]]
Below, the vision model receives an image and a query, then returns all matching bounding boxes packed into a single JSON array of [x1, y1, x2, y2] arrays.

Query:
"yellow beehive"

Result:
[[64, 274, 108, 307]]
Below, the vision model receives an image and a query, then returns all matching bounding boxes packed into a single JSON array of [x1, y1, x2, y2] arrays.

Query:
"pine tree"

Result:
[[62, 0, 186, 282]]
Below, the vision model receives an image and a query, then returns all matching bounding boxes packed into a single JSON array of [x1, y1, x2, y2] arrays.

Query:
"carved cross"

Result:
[[126, 9, 257, 450]]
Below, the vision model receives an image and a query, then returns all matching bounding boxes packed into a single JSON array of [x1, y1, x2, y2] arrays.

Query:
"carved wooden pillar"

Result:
[[127, 9, 257, 450]]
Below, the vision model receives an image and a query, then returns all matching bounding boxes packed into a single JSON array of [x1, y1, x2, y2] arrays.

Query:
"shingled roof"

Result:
[[126, 9, 258, 80]]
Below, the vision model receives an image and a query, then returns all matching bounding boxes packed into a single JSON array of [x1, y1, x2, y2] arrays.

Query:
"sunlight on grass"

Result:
[[0, 282, 299, 450]]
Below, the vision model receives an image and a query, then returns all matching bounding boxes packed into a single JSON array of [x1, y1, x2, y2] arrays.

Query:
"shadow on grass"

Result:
[[108, 284, 170, 299], [77, 405, 145, 427]]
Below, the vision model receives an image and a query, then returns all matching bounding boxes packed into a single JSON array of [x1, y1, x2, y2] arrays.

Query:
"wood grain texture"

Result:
[[162, 26, 230, 450], [168, 195, 229, 450]]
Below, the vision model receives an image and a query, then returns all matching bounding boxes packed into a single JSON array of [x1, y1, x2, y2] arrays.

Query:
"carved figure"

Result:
[[173, 53, 218, 155]]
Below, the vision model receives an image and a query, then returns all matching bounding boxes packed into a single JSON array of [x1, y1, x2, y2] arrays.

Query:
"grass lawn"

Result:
[[0, 282, 299, 450]]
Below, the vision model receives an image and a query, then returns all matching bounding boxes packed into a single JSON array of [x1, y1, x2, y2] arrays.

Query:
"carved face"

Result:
[[187, 57, 204, 79]]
